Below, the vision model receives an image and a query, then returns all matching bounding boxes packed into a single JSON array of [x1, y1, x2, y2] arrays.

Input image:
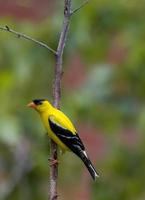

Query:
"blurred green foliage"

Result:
[[0, 0, 145, 199]]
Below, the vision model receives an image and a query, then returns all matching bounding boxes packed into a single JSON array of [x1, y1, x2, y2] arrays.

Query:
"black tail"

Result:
[[79, 150, 99, 181]]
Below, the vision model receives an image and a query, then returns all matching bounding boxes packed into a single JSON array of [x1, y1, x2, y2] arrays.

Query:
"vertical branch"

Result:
[[53, 0, 72, 108], [50, 0, 72, 200]]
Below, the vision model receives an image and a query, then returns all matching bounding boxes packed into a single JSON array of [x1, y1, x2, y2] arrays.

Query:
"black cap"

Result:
[[33, 99, 46, 105]]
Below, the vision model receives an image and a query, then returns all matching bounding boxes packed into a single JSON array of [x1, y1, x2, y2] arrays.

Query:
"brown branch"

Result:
[[50, 0, 72, 200], [53, 0, 72, 108], [0, 25, 56, 55]]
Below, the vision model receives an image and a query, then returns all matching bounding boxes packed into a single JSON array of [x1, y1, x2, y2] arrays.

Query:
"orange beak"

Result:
[[27, 102, 36, 109]]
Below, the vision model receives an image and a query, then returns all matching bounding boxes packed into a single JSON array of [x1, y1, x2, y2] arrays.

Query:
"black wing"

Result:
[[48, 118, 85, 156], [49, 117, 99, 180]]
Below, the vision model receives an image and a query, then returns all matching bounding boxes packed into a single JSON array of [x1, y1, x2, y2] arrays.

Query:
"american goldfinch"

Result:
[[27, 99, 99, 180]]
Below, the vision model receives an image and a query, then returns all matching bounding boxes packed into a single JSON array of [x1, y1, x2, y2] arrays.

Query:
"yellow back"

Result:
[[41, 104, 77, 134]]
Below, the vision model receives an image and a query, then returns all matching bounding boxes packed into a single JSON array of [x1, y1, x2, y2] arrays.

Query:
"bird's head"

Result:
[[27, 99, 52, 113]]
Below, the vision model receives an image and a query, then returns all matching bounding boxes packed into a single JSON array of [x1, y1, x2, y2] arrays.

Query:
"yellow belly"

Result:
[[41, 114, 69, 151]]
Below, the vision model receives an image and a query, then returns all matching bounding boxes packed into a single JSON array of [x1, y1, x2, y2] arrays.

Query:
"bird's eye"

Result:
[[33, 99, 45, 105]]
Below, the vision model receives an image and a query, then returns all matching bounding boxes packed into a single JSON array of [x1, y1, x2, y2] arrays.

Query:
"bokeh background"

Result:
[[0, 0, 145, 199]]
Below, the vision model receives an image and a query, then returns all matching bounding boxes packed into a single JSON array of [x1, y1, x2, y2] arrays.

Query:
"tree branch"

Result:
[[50, 0, 72, 200], [53, 0, 72, 108], [0, 25, 56, 55]]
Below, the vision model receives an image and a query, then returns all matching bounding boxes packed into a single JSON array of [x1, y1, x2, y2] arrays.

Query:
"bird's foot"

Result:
[[48, 158, 59, 166]]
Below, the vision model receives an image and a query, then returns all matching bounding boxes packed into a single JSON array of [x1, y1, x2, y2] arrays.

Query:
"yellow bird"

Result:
[[28, 99, 99, 180]]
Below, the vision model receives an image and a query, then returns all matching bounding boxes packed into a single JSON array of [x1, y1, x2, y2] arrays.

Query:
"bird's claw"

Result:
[[48, 158, 59, 166]]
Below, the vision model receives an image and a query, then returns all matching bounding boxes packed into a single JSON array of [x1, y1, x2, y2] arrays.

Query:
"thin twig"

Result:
[[71, 0, 89, 15], [0, 25, 56, 55], [50, 0, 72, 200]]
